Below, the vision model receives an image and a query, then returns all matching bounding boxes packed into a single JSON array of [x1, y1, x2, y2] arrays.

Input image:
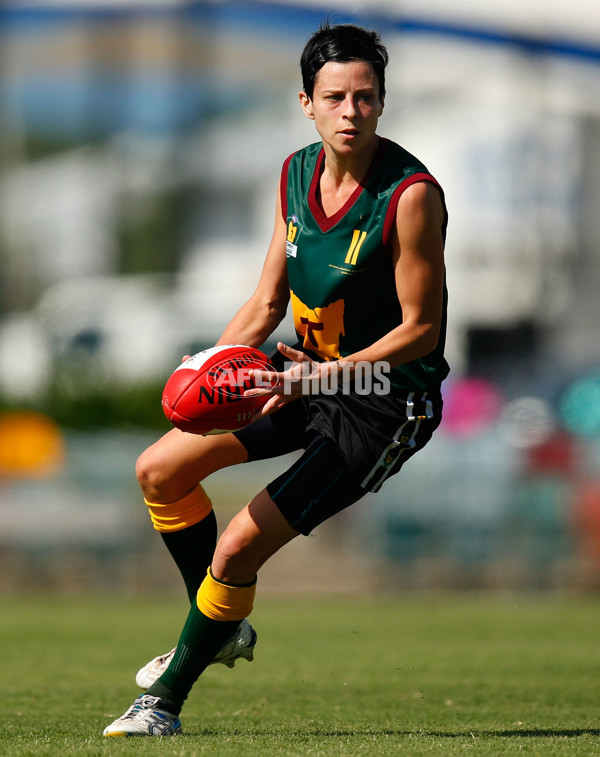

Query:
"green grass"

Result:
[[1, 594, 600, 755]]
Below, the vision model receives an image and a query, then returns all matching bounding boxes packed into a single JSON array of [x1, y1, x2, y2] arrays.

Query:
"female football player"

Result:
[[104, 21, 448, 736]]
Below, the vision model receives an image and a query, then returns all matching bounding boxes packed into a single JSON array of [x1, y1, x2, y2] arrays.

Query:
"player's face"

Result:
[[300, 60, 384, 155]]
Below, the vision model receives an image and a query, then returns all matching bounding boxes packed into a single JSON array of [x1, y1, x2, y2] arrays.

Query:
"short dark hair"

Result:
[[300, 22, 388, 100]]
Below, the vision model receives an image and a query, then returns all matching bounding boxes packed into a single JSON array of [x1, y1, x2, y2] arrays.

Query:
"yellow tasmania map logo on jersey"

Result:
[[290, 290, 345, 360], [286, 214, 302, 258]]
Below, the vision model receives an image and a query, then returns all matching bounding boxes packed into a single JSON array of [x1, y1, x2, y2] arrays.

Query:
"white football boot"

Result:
[[135, 618, 257, 689], [103, 694, 182, 737]]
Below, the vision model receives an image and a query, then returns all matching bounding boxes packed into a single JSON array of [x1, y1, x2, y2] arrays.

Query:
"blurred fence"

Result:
[[1, 401, 600, 594]]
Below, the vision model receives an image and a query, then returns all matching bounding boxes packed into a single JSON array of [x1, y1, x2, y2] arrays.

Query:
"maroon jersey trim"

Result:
[[382, 173, 444, 248], [280, 152, 296, 221], [307, 139, 384, 233]]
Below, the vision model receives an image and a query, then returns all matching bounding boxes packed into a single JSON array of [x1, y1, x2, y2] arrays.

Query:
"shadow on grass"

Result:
[[422, 729, 600, 739], [189, 727, 600, 739]]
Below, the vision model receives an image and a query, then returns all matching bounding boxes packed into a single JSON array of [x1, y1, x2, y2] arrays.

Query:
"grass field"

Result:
[[2, 593, 600, 756]]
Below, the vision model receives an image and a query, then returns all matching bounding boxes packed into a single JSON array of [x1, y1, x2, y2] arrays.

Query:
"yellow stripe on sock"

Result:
[[146, 486, 213, 532], [196, 568, 256, 622]]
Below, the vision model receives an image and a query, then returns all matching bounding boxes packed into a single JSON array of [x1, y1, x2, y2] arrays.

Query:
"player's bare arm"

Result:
[[217, 186, 290, 349], [344, 179, 446, 368]]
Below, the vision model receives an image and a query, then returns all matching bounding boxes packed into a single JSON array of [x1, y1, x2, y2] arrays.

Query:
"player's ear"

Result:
[[299, 91, 315, 120], [379, 93, 385, 116]]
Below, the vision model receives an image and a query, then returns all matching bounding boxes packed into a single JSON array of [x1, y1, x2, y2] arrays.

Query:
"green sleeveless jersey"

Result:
[[281, 137, 449, 391]]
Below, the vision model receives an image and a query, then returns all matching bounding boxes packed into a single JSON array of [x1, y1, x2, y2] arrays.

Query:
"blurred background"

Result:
[[1, 0, 600, 596]]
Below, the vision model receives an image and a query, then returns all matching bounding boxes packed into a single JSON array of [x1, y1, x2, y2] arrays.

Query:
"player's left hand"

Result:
[[245, 342, 327, 417]]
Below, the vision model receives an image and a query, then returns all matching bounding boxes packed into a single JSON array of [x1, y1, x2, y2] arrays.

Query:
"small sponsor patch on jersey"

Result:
[[286, 214, 302, 257]]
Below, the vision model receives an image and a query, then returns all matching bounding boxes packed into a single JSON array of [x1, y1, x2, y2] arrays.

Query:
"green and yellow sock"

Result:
[[146, 568, 256, 712], [146, 487, 216, 602]]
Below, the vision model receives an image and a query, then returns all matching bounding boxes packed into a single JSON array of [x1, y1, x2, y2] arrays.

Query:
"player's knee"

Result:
[[135, 447, 172, 501], [213, 522, 258, 583], [217, 525, 251, 565]]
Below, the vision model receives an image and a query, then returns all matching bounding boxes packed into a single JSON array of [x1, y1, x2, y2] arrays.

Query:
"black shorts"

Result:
[[234, 349, 442, 535]]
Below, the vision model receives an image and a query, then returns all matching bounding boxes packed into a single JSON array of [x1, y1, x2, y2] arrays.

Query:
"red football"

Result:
[[162, 344, 277, 435]]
